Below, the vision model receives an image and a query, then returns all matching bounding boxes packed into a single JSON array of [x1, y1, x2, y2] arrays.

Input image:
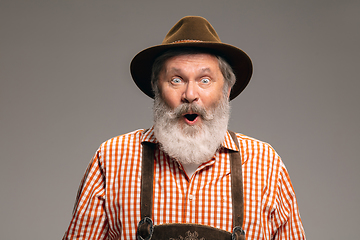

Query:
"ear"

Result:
[[227, 87, 232, 99]]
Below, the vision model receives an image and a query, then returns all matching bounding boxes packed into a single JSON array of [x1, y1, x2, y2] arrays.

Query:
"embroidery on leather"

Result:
[[170, 231, 205, 240]]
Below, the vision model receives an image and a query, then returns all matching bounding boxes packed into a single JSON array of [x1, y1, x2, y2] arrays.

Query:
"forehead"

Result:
[[163, 53, 219, 71]]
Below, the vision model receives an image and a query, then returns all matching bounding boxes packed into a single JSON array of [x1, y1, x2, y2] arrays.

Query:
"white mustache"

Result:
[[169, 103, 214, 121]]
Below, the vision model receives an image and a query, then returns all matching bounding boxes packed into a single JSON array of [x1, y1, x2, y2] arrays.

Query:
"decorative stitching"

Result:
[[169, 231, 205, 240], [171, 40, 203, 44]]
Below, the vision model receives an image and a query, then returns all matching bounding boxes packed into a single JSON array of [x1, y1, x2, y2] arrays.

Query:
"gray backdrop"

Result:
[[1, 0, 359, 239]]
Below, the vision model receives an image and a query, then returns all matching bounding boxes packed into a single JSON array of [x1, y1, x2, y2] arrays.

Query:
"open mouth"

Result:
[[184, 114, 198, 121], [183, 113, 199, 124]]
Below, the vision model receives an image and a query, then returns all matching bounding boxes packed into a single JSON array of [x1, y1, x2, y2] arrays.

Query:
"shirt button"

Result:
[[189, 195, 194, 200]]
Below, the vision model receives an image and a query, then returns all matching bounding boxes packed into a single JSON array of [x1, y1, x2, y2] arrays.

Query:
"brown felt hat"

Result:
[[130, 16, 253, 100]]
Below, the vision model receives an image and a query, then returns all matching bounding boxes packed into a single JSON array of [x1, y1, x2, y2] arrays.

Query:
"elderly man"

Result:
[[63, 16, 306, 240]]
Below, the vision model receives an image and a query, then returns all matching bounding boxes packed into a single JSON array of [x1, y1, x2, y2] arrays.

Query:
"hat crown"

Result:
[[162, 16, 221, 44]]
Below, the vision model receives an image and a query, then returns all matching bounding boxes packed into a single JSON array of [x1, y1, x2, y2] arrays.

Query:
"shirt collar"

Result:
[[140, 126, 157, 143], [141, 126, 239, 152], [222, 130, 239, 152]]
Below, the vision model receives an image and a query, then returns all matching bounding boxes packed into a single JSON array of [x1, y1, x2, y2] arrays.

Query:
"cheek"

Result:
[[161, 88, 182, 109], [202, 90, 223, 107]]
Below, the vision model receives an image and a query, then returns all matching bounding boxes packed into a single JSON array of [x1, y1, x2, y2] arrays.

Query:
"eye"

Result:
[[171, 77, 182, 84], [200, 78, 210, 84]]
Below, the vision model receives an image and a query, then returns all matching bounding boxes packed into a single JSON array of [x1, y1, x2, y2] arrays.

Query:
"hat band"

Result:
[[170, 39, 203, 44]]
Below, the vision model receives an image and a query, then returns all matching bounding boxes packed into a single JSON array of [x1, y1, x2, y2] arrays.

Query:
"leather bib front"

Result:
[[137, 131, 245, 240]]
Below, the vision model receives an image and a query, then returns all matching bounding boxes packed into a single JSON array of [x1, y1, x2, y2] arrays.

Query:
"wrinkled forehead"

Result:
[[154, 47, 221, 69], [162, 53, 220, 72]]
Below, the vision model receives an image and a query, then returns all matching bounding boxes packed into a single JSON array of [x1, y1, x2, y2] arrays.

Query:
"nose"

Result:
[[182, 81, 199, 103]]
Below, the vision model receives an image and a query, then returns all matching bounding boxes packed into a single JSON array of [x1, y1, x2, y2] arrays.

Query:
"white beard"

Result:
[[153, 94, 230, 165]]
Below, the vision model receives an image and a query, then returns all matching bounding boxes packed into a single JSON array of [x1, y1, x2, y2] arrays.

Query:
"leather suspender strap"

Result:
[[228, 130, 245, 230], [140, 142, 155, 219]]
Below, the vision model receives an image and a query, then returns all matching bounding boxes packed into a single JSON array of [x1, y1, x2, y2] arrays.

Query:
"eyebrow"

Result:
[[166, 67, 212, 74]]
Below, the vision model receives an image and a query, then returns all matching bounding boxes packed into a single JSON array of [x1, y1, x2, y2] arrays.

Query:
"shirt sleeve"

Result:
[[62, 149, 109, 240], [271, 164, 306, 240]]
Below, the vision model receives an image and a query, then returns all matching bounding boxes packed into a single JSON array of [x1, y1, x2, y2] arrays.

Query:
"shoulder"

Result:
[[232, 131, 284, 167], [89, 129, 149, 169], [233, 131, 277, 152], [94, 129, 147, 158]]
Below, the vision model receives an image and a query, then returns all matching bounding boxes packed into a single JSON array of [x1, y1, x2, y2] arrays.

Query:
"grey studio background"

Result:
[[1, 0, 359, 239]]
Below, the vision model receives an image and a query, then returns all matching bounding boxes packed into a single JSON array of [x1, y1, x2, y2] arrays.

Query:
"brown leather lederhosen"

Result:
[[137, 131, 246, 240]]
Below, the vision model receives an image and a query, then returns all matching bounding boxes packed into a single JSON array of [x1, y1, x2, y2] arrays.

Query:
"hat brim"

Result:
[[130, 42, 253, 100]]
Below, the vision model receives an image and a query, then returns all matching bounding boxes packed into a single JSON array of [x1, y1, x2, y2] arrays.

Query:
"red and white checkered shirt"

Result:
[[63, 127, 305, 240]]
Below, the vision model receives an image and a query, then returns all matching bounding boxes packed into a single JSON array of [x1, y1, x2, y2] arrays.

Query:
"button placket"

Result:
[[183, 172, 198, 222]]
